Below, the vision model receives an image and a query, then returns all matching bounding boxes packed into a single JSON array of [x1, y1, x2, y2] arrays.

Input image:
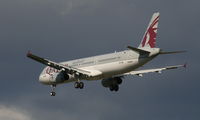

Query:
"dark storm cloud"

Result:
[[0, 0, 200, 120]]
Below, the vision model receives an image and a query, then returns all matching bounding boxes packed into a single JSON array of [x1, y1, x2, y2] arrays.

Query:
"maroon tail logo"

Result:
[[142, 16, 159, 48]]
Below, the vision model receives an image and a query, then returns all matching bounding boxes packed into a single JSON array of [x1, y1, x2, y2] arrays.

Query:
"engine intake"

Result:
[[55, 71, 72, 83]]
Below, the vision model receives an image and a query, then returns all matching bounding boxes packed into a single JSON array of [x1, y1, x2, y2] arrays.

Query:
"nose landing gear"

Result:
[[50, 84, 56, 96], [50, 91, 56, 96]]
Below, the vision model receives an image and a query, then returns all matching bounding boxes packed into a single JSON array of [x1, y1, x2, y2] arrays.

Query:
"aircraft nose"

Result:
[[39, 74, 50, 84]]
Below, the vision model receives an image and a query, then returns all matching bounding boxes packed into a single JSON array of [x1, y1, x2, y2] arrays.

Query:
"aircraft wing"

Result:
[[27, 52, 91, 78], [123, 64, 186, 77]]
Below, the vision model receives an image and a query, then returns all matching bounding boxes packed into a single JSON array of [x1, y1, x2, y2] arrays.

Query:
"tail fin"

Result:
[[138, 12, 160, 48]]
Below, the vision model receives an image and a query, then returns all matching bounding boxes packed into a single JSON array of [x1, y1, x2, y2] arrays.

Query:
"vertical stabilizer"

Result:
[[138, 12, 160, 48]]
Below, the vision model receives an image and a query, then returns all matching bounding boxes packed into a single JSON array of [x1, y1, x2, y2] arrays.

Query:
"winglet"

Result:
[[183, 63, 187, 68], [27, 51, 32, 57]]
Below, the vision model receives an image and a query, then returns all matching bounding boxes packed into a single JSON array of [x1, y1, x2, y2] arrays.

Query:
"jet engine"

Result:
[[101, 77, 122, 91], [54, 71, 73, 83]]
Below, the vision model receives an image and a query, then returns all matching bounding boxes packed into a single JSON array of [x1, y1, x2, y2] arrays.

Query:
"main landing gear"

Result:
[[109, 85, 119, 92], [49, 81, 84, 96], [50, 84, 56, 96], [74, 81, 84, 89], [101, 77, 122, 92]]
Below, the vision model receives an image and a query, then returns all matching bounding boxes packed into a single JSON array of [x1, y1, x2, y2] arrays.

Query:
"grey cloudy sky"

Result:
[[0, 0, 200, 120]]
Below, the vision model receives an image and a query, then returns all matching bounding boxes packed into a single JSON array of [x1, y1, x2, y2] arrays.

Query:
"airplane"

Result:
[[27, 12, 186, 96]]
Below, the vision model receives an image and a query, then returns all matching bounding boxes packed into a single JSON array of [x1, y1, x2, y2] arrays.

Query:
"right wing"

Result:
[[27, 52, 92, 78], [123, 64, 186, 77]]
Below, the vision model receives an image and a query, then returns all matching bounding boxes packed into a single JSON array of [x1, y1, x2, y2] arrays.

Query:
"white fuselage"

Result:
[[39, 48, 160, 85]]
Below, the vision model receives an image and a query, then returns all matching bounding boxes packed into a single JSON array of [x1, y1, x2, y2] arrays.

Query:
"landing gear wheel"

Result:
[[50, 84, 56, 96], [79, 82, 84, 89], [109, 86, 114, 91], [74, 82, 80, 88], [74, 82, 84, 89], [109, 85, 119, 92], [114, 85, 119, 91], [50, 92, 56, 96]]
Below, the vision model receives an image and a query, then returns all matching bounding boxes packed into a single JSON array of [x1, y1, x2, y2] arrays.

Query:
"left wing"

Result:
[[26, 52, 92, 78], [123, 64, 186, 77]]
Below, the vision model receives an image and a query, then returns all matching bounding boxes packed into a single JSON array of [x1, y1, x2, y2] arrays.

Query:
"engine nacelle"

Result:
[[53, 72, 73, 83], [101, 77, 122, 88]]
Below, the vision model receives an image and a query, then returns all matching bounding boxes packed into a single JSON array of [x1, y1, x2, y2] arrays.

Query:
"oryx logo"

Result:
[[142, 16, 159, 48]]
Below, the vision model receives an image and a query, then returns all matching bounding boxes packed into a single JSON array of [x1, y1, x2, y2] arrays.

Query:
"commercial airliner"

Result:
[[27, 12, 186, 96]]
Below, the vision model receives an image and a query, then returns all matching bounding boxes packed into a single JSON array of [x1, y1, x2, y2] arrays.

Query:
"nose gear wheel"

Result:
[[50, 84, 56, 96]]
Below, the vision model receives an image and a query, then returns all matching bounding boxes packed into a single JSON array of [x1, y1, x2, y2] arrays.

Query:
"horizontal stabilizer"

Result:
[[159, 50, 186, 54], [127, 46, 150, 55]]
